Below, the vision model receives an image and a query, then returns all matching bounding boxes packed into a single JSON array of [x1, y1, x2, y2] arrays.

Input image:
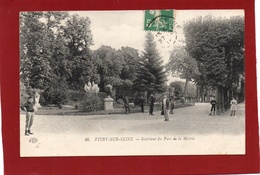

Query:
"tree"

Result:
[[169, 81, 183, 98], [117, 46, 141, 98], [63, 14, 98, 90], [20, 12, 98, 91], [93, 46, 125, 93], [133, 32, 167, 97], [183, 15, 244, 112], [20, 12, 54, 89], [166, 46, 200, 97], [169, 81, 197, 99]]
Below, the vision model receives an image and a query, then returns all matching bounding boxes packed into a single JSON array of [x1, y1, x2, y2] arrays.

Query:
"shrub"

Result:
[[180, 97, 185, 104], [98, 92, 108, 100], [78, 93, 104, 112], [117, 99, 124, 105], [68, 90, 86, 102], [43, 78, 69, 105]]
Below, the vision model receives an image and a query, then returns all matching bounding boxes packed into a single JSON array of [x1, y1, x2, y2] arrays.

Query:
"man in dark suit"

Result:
[[149, 94, 155, 115]]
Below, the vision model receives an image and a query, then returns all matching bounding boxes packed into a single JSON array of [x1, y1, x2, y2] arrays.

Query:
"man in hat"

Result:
[[22, 96, 35, 136]]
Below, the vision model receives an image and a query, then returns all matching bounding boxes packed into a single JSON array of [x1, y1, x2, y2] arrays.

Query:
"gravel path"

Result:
[[20, 103, 245, 157]]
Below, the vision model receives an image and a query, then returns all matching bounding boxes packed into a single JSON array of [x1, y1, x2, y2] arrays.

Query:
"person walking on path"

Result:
[[149, 94, 155, 115], [123, 96, 130, 114], [169, 96, 175, 114], [209, 97, 217, 116], [22, 96, 35, 136], [230, 97, 238, 117], [162, 95, 170, 121]]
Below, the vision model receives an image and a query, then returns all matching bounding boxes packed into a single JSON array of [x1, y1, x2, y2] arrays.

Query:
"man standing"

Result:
[[149, 94, 155, 115], [209, 97, 217, 116], [140, 95, 145, 113], [169, 96, 175, 114], [22, 96, 35, 136], [162, 95, 170, 121], [123, 96, 130, 114]]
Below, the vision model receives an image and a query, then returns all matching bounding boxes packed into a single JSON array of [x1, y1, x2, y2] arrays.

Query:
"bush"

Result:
[[43, 78, 69, 105], [68, 90, 86, 102], [78, 93, 104, 112], [98, 92, 108, 100], [117, 99, 124, 105], [180, 97, 185, 104]]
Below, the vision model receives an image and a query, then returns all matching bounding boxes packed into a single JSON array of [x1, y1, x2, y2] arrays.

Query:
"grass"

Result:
[[20, 102, 195, 116]]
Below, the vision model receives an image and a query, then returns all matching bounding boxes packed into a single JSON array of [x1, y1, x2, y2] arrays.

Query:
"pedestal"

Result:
[[103, 96, 114, 110]]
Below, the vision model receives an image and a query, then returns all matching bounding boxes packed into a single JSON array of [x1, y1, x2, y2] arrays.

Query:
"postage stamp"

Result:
[[144, 10, 174, 32]]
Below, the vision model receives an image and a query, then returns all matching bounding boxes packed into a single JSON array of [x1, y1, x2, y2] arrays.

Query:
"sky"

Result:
[[71, 10, 244, 83]]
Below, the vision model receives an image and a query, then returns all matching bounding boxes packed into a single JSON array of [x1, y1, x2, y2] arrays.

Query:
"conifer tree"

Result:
[[133, 32, 167, 97]]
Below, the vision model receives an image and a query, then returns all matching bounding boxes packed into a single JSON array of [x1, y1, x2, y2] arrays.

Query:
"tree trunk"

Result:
[[184, 78, 189, 97], [216, 86, 224, 115], [221, 89, 225, 112], [201, 85, 205, 103], [196, 85, 200, 102]]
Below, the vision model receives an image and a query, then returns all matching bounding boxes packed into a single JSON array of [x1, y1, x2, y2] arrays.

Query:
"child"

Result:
[[22, 96, 35, 136], [209, 98, 217, 116], [230, 97, 238, 117]]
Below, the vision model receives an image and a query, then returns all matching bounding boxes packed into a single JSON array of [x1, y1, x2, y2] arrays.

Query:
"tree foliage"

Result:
[[133, 32, 167, 96], [93, 46, 125, 91], [166, 46, 200, 96], [183, 15, 244, 110], [20, 12, 99, 97], [183, 15, 244, 88]]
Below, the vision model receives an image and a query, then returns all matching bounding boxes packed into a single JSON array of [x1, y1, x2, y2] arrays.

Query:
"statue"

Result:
[[84, 81, 99, 93], [33, 92, 41, 111], [103, 84, 114, 110], [92, 83, 99, 93], [105, 84, 113, 97]]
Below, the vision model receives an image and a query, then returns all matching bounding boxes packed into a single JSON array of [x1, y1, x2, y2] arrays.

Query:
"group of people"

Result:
[[21, 92, 239, 136], [209, 97, 238, 117], [123, 94, 175, 121]]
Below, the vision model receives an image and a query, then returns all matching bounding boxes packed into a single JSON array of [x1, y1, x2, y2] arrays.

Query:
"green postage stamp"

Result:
[[144, 10, 174, 32]]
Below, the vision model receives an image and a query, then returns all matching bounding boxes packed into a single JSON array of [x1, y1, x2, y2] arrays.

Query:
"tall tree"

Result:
[[117, 46, 141, 98], [133, 32, 167, 97], [20, 12, 98, 91], [166, 46, 200, 96], [20, 12, 53, 89], [183, 15, 244, 112], [63, 14, 98, 89], [93, 46, 125, 92]]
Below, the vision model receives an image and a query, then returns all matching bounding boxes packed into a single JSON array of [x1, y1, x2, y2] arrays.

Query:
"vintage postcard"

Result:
[[19, 10, 245, 157]]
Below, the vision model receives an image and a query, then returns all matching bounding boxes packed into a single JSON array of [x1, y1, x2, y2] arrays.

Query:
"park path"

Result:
[[20, 103, 245, 156]]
